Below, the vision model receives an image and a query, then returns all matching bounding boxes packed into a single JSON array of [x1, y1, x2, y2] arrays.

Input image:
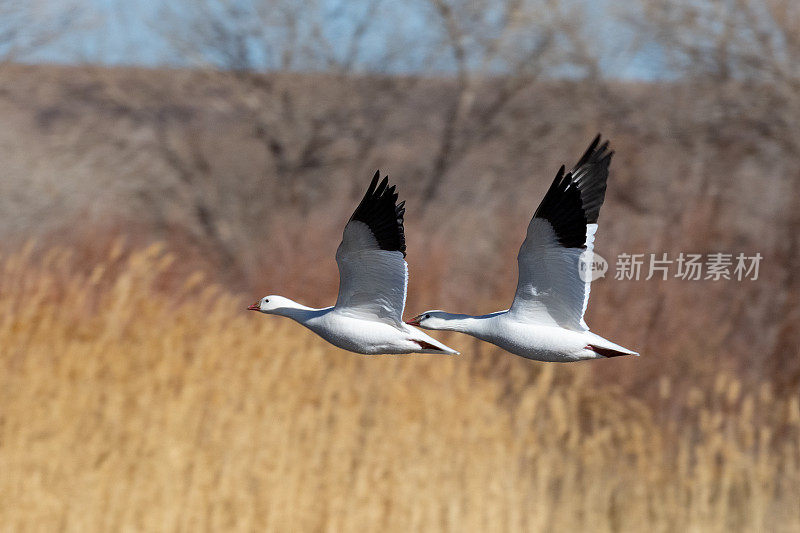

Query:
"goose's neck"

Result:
[[434, 313, 490, 335], [274, 302, 327, 324]]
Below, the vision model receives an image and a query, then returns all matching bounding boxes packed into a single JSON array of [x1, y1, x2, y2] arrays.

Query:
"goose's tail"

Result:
[[585, 332, 639, 358], [408, 328, 460, 355]]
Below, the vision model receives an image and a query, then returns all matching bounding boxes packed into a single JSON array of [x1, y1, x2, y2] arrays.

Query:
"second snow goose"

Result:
[[248, 172, 458, 355], [406, 136, 638, 361]]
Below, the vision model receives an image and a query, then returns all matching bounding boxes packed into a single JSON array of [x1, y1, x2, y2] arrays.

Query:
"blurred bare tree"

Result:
[[145, 0, 424, 278], [636, 0, 800, 388], [154, 0, 604, 209], [157, 0, 411, 203], [141, 0, 607, 281], [419, 0, 599, 204]]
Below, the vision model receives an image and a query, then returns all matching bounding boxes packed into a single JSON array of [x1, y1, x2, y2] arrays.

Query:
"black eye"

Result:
[[265, 299, 269, 303], [425, 314, 430, 319]]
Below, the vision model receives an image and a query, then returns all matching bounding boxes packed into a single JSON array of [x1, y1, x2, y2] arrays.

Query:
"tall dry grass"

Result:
[[1, 244, 798, 532]]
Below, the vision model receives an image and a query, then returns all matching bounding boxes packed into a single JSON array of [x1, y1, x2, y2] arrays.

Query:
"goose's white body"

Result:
[[413, 312, 635, 361], [249, 173, 458, 356], [259, 301, 457, 355], [408, 136, 638, 362]]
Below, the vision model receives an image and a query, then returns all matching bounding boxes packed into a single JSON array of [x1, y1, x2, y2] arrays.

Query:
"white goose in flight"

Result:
[[248, 172, 458, 355], [407, 136, 639, 361]]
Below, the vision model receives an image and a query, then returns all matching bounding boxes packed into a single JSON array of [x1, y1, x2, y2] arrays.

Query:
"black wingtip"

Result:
[[367, 170, 380, 192], [575, 134, 601, 167], [533, 136, 613, 249], [349, 171, 407, 257]]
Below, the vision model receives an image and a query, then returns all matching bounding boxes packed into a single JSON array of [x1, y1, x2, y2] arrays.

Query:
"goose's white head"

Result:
[[247, 295, 296, 314], [405, 310, 451, 329]]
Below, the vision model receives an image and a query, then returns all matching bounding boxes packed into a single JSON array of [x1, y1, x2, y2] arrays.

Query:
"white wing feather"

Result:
[[507, 218, 596, 331], [334, 220, 408, 326]]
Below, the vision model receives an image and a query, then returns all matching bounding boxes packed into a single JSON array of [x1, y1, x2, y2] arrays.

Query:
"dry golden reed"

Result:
[[1, 244, 798, 532]]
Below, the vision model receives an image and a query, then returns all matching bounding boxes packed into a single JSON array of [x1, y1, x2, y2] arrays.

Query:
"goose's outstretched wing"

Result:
[[334, 171, 408, 326], [507, 135, 612, 331]]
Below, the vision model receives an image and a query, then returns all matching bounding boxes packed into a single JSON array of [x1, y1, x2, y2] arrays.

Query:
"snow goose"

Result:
[[248, 172, 458, 355], [406, 136, 638, 361]]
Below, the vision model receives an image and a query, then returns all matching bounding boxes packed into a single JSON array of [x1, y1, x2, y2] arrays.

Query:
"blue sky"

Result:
[[25, 0, 168, 65], [22, 0, 668, 79]]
